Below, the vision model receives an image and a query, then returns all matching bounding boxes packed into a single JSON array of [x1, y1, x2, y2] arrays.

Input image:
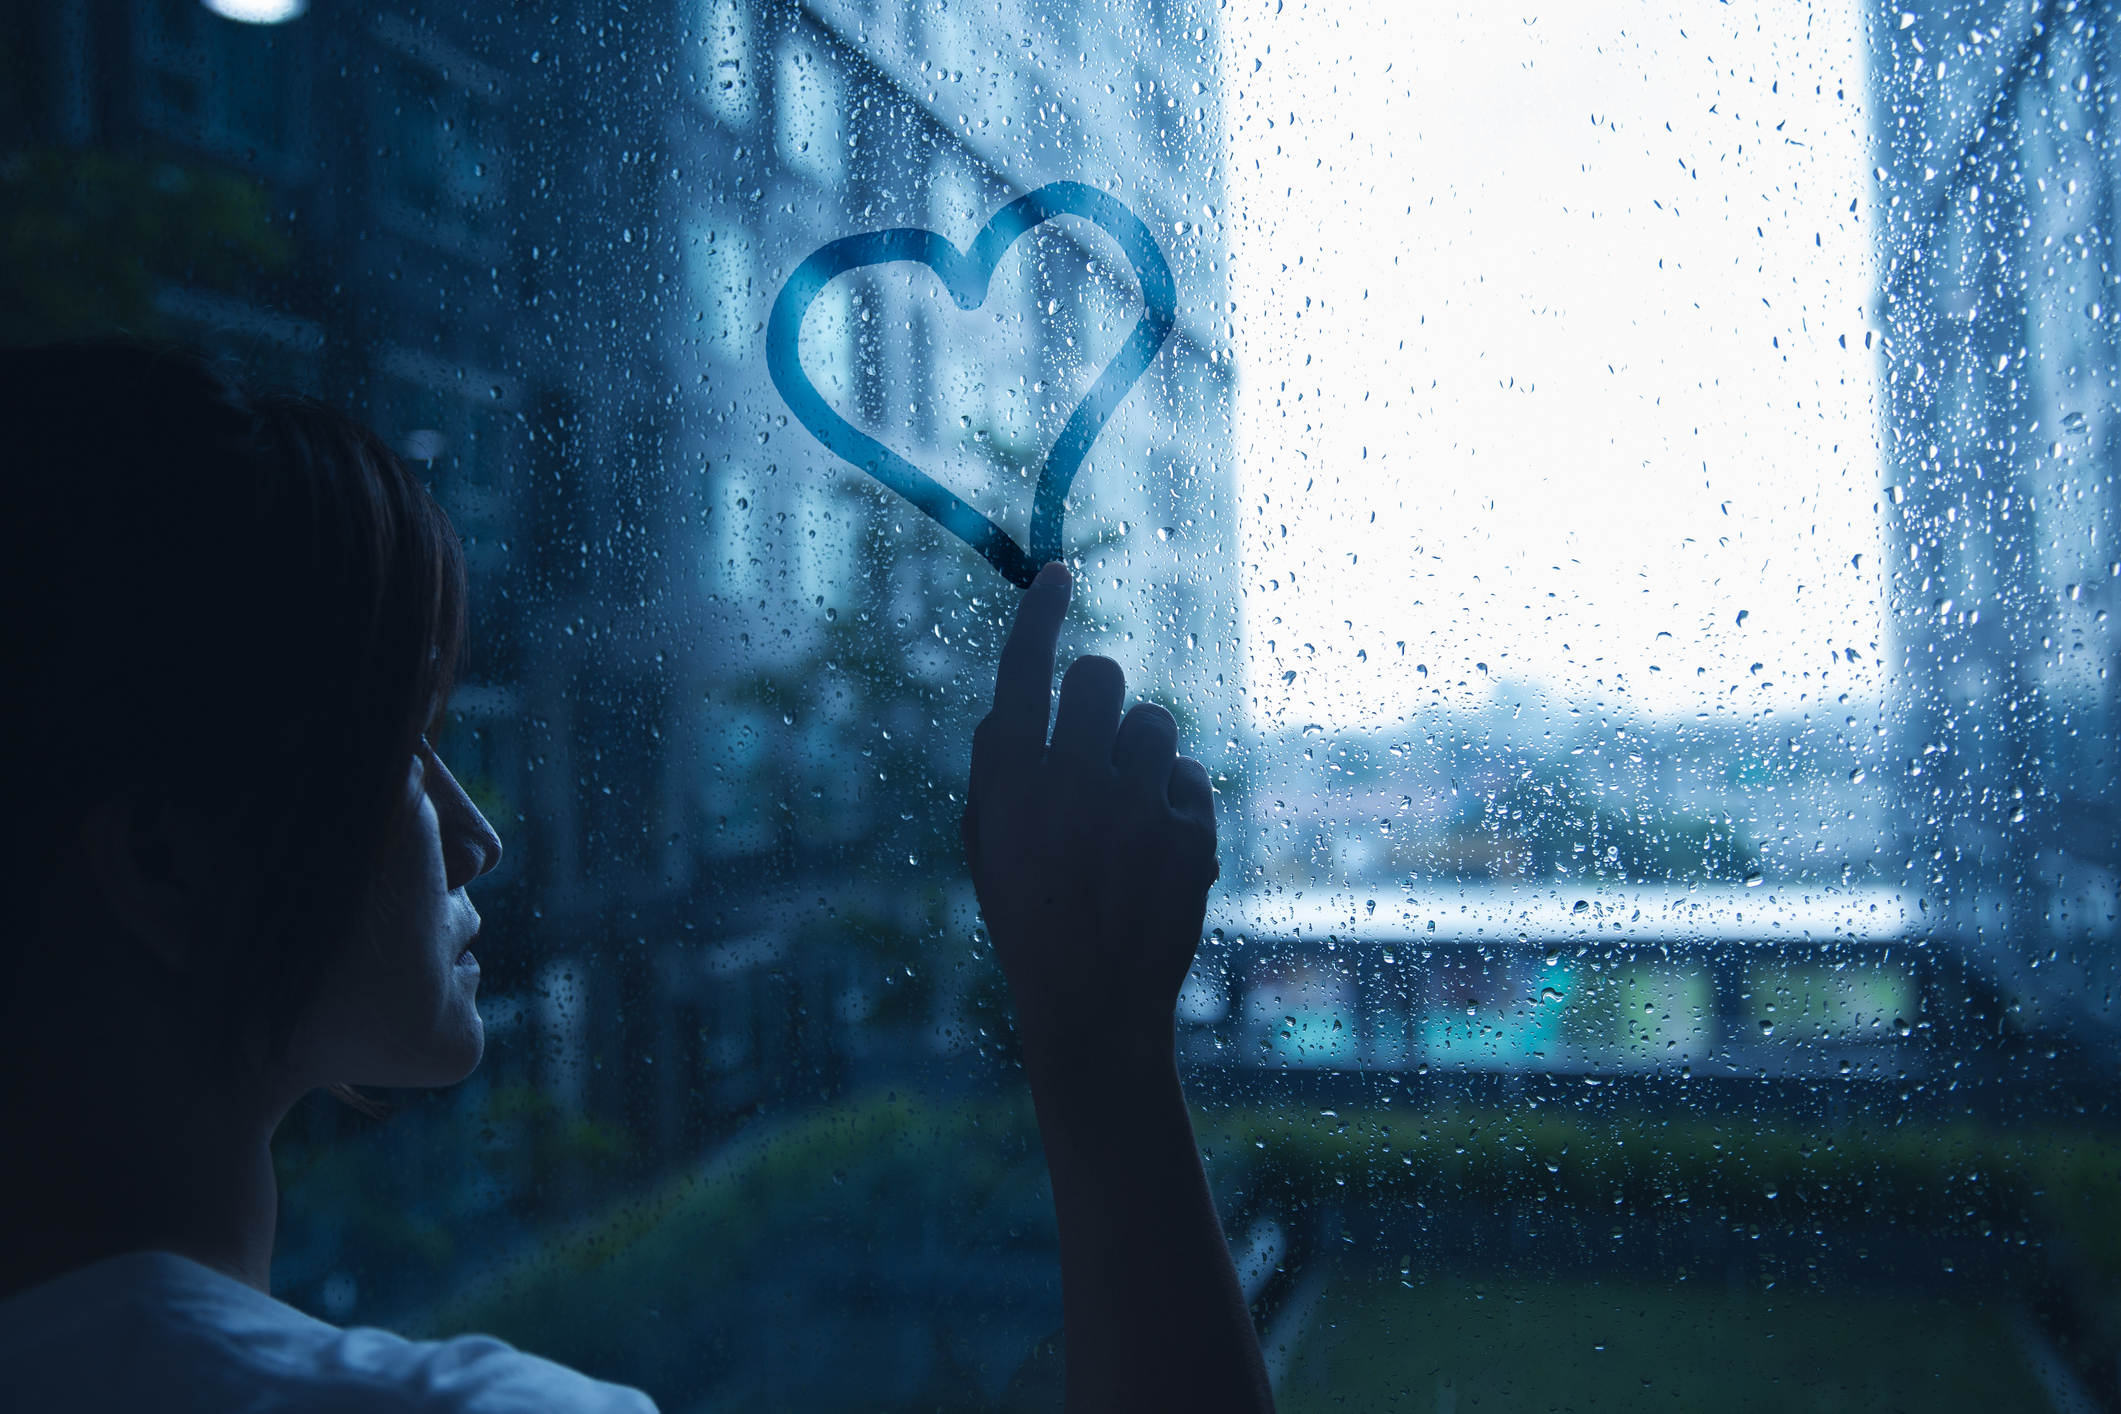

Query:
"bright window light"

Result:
[[1225, 1, 1880, 732]]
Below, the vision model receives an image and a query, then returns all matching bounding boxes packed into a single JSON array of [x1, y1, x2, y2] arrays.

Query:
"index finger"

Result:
[[985, 561, 1072, 761]]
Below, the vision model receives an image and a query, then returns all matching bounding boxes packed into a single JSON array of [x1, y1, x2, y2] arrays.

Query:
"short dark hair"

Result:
[[0, 339, 466, 1055]]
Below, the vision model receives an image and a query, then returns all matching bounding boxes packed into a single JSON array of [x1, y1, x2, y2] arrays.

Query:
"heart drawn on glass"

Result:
[[765, 181, 1177, 588]]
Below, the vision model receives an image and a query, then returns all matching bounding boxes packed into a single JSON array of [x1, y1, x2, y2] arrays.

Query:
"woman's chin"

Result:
[[431, 1010, 486, 1084], [391, 1037, 483, 1090], [340, 1012, 485, 1091]]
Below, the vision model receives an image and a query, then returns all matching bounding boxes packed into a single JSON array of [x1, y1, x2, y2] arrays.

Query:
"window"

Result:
[[371, 19, 506, 258], [16, 0, 2121, 1406], [688, 221, 761, 365], [692, 0, 755, 128], [775, 43, 844, 190]]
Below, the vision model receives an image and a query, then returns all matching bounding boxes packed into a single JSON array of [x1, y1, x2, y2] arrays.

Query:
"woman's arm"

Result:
[[962, 562, 1274, 1414]]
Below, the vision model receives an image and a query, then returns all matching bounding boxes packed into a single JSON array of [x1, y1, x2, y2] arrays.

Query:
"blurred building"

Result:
[[1871, 2, 2121, 1043], [3, 0, 1234, 1306]]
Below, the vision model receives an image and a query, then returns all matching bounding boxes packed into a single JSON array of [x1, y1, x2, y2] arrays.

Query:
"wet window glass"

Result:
[[9, 0, 2121, 1406]]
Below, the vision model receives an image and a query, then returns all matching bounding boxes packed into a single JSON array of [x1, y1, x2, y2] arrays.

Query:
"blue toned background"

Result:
[[6, 0, 2121, 1409]]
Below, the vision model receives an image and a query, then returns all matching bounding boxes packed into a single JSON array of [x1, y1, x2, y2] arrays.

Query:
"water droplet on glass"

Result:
[[1744, 870, 1764, 887], [2062, 410, 2087, 433], [1850, 768, 1866, 784], [1759, 1019, 1775, 1036]]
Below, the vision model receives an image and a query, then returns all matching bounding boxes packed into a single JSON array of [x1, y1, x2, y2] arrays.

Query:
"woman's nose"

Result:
[[425, 749, 503, 889], [448, 795, 504, 891]]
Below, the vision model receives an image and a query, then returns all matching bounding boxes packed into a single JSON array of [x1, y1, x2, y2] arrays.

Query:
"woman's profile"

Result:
[[0, 340, 1273, 1413]]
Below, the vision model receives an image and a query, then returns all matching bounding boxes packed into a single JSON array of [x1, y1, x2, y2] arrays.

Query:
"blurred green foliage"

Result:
[[0, 147, 289, 345], [412, 1091, 1055, 1411], [361, 1086, 2121, 1410], [1218, 1104, 2119, 1242], [1279, 1273, 2048, 1412], [1465, 770, 1759, 884], [272, 1080, 629, 1293]]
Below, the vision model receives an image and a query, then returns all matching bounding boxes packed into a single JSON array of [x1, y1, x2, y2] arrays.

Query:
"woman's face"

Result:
[[286, 740, 503, 1091]]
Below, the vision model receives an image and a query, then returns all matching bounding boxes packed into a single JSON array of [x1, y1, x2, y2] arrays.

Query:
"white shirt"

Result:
[[0, 1251, 659, 1413]]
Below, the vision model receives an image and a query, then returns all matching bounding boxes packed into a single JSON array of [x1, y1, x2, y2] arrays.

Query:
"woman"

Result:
[[0, 340, 1272, 1413]]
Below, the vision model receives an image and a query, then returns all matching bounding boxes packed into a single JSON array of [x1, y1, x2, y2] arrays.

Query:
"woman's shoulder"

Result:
[[0, 1251, 658, 1414]]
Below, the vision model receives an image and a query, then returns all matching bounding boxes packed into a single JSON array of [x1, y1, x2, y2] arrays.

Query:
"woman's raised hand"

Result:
[[960, 562, 1219, 1070], [960, 561, 1272, 1414]]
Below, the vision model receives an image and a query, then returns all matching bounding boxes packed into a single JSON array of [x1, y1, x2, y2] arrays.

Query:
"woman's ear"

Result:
[[77, 797, 227, 974]]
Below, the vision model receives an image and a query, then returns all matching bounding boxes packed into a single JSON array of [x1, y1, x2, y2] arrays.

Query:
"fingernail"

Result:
[[1035, 561, 1069, 586]]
